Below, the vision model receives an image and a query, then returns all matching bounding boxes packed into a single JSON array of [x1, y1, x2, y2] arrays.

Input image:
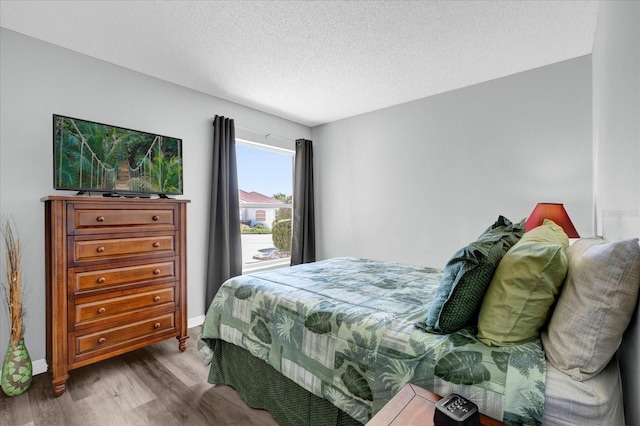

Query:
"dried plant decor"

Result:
[[1, 217, 24, 343], [1, 216, 32, 397]]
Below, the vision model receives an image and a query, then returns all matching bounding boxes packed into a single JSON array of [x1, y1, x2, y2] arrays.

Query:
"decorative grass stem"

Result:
[[2, 218, 23, 343]]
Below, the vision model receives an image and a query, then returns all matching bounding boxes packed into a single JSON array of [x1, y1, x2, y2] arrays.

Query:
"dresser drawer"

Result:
[[75, 314, 175, 355], [74, 261, 175, 292], [73, 234, 175, 263], [75, 287, 175, 325], [71, 207, 175, 232]]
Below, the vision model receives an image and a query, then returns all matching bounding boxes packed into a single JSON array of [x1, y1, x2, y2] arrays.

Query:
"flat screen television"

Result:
[[53, 114, 183, 197]]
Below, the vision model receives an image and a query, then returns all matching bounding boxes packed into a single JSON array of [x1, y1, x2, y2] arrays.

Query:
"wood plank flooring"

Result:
[[0, 327, 279, 426]]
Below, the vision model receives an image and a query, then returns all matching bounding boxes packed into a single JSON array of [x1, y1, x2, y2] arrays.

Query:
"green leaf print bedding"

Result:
[[198, 257, 545, 425]]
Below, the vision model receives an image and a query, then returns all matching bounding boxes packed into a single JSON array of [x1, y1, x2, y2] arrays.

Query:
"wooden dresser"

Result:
[[42, 196, 189, 396]]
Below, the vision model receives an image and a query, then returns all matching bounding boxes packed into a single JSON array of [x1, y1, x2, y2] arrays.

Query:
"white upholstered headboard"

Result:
[[618, 255, 640, 426]]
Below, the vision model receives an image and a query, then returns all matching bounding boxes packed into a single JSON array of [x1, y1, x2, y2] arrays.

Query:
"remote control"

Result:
[[434, 393, 480, 426]]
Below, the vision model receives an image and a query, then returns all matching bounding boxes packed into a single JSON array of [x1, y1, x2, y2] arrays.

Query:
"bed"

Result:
[[198, 218, 640, 426]]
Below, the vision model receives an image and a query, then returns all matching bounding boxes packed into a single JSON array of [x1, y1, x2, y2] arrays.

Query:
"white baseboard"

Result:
[[188, 314, 205, 329], [31, 314, 206, 377], [32, 358, 48, 376]]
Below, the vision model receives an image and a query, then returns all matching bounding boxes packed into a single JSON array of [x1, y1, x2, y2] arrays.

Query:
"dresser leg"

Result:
[[177, 335, 189, 352], [52, 375, 69, 397]]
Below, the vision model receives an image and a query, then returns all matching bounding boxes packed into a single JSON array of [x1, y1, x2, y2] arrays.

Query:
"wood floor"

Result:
[[0, 327, 279, 426]]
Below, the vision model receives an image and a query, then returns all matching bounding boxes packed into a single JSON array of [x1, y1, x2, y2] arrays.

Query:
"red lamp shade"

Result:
[[525, 203, 580, 238]]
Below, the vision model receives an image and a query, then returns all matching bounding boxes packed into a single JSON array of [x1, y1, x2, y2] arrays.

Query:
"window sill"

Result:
[[242, 257, 291, 274]]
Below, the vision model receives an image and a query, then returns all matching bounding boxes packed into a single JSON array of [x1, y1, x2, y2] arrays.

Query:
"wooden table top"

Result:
[[367, 383, 506, 426]]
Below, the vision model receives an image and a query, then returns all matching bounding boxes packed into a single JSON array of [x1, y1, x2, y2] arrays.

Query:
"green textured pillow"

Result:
[[477, 220, 569, 346], [425, 216, 525, 334]]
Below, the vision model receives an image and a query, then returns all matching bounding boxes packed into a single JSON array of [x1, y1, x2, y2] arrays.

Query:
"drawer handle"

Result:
[[96, 246, 105, 253], [154, 322, 161, 329], [97, 277, 106, 283], [153, 269, 160, 275], [153, 296, 161, 302], [98, 337, 106, 344], [152, 215, 160, 221], [98, 307, 106, 314], [153, 242, 160, 248], [96, 216, 105, 222]]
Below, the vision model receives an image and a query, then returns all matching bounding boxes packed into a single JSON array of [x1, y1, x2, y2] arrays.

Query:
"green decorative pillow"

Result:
[[477, 220, 569, 346], [542, 238, 640, 381], [425, 216, 525, 334]]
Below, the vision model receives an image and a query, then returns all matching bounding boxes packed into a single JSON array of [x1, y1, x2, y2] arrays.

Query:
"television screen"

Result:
[[53, 115, 183, 196]]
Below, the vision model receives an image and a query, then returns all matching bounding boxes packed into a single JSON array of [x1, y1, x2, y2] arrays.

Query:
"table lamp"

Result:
[[525, 202, 579, 238]]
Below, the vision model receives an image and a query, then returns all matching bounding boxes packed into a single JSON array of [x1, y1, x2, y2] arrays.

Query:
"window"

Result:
[[236, 140, 293, 272]]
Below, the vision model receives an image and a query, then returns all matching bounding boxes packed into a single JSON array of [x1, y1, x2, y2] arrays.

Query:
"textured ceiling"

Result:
[[0, 1, 600, 127]]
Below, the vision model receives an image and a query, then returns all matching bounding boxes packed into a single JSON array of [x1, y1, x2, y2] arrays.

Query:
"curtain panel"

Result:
[[291, 139, 316, 265], [206, 115, 242, 309]]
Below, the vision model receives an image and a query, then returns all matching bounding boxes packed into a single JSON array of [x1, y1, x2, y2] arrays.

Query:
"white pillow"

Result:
[[542, 238, 640, 381]]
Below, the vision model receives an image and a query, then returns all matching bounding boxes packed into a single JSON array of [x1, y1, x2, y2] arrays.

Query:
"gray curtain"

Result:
[[291, 139, 316, 265], [206, 115, 242, 309]]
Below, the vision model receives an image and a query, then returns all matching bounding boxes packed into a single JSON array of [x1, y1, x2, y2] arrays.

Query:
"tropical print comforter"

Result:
[[198, 257, 545, 425]]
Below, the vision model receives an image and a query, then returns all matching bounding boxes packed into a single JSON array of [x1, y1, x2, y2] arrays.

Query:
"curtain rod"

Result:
[[234, 124, 296, 143]]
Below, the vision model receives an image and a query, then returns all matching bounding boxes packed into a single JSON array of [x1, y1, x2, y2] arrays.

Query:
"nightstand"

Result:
[[367, 383, 506, 426]]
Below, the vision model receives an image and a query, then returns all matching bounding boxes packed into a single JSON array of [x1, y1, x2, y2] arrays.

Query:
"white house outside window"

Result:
[[236, 140, 293, 272]]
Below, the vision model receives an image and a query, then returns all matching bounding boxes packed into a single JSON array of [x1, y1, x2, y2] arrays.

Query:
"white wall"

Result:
[[593, 2, 640, 240], [312, 56, 593, 268], [0, 28, 310, 367], [592, 2, 640, 425]]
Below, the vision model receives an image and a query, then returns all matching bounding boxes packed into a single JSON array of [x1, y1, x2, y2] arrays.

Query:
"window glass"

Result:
[[236, 140, 293, 272]]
